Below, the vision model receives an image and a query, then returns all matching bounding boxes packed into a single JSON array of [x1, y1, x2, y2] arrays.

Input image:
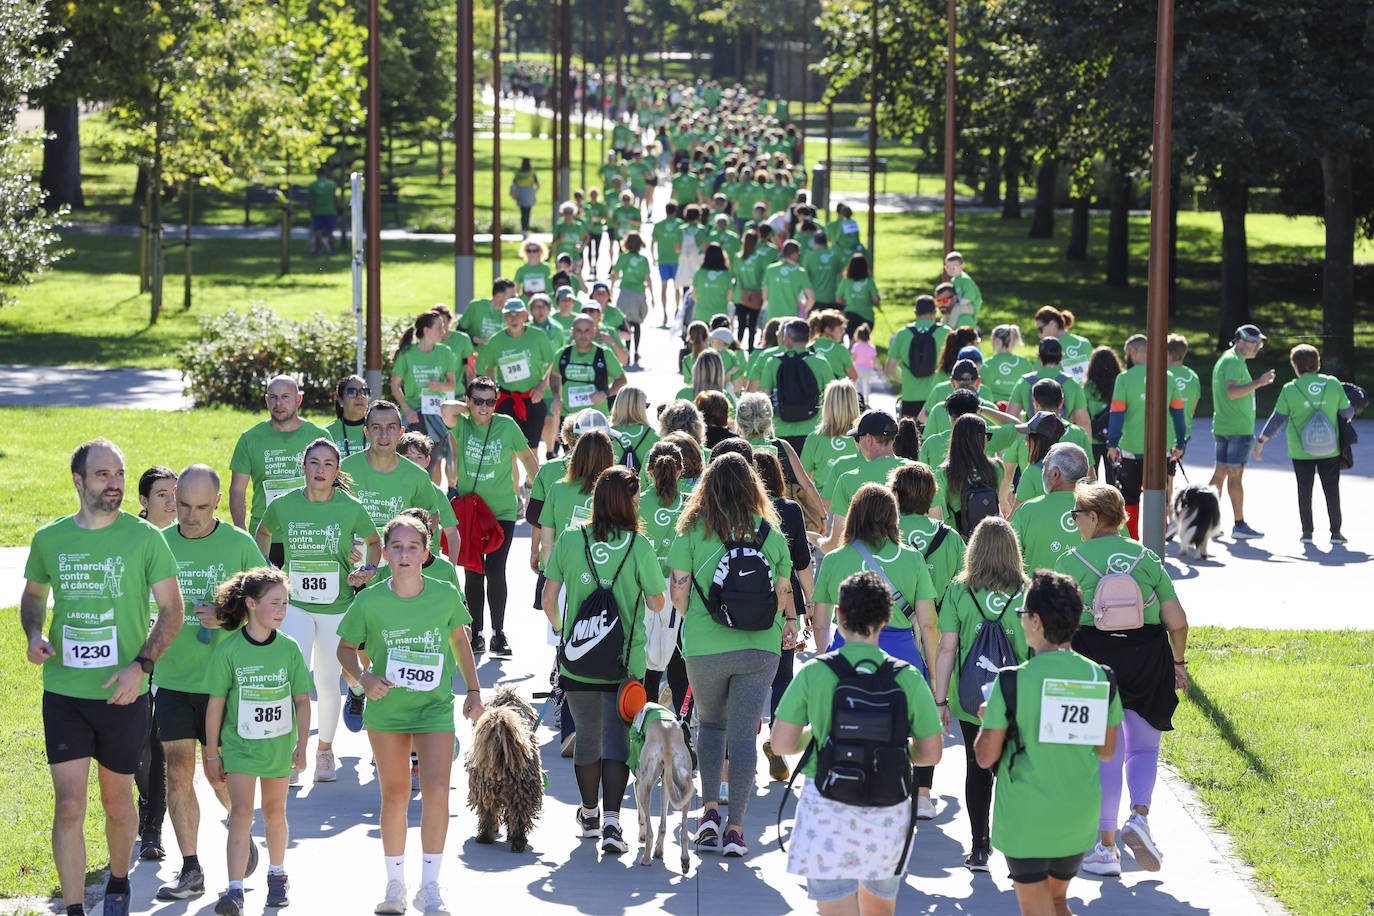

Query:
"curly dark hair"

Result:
[[836, 570, 893, 637], [1023, 570, 1085, 644]]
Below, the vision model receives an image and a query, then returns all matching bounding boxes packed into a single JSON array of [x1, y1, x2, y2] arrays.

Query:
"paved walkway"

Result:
[[0, 365, 188, 410]]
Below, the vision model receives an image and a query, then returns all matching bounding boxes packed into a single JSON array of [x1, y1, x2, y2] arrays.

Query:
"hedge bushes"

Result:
[[178, 305, 408, 410]]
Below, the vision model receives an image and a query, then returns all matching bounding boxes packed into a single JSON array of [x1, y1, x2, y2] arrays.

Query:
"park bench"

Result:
[[827, 156, 888, 192]]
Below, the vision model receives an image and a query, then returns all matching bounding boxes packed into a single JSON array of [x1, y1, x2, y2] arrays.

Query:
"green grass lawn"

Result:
[[1164, 627, 1374, 916]]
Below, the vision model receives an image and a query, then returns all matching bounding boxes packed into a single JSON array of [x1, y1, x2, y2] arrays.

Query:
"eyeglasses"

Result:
[[1069, 508, 1090, 517], [343, 386, 370, 397], [469, 396, 498, 407]]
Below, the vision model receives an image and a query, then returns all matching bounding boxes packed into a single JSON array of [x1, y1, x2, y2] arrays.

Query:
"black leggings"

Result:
[[1293, 456, 1342, 536], [643, 646, 690, 715], [768, 647, 795, 718], [625, 320, 642, 362], [519, 205, 532, 232], [135, 695, 166, 839], [736, 305, 761, 351], [959, 718, 994, 847], [587, 234, 601, 268], [498, 395, 548, 452], [464, 519, 517, 634]]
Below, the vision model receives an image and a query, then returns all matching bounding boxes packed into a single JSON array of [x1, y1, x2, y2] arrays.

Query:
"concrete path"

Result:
[[0, 365, 189, 410]]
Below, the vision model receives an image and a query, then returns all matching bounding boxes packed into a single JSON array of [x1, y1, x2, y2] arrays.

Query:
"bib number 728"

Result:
[[1060, 704, 1091, 724]]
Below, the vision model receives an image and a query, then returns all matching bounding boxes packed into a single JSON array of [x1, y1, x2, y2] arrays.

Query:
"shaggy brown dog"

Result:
[[465, 686, 543, 852]]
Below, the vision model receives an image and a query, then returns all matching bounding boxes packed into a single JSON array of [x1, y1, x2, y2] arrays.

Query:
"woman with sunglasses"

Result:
[[326, 375, 370, 458]]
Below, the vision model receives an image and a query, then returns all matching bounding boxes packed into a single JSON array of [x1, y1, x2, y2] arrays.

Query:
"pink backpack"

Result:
[[1070, 549, 1147, 631]]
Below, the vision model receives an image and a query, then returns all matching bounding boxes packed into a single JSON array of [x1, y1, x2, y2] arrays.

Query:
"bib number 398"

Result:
[[1038, 678, 1109, 745], [385, 648, 444, 692], [62, 625, 117, 669]]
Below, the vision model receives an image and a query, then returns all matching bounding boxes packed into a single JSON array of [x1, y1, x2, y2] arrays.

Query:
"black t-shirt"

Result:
[[774, 497, 811, 618]]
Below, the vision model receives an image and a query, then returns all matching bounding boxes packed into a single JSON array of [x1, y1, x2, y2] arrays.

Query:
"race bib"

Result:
[[62, 624, 117, 669], [567, 384, 596, 408], [264, 477, 304, 505], [1063, 360, 1089, 383], [524, 275, 546, 293], [1038, 677, 1109, 745], [569, 501, 593, 529], [421, 393, 443, 415], [237, 684, 291, 740], [499, 352, 532, 384], [288, 559, 340, 605], [841, 219, 860, 234], [385, 647, 444, 692]]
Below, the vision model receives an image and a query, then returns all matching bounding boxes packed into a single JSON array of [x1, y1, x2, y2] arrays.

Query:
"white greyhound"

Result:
[[633, 713, 695, 872]]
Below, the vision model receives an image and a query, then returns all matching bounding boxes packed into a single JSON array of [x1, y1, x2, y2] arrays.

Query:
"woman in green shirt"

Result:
[[390, 312, 459, 484], [734, 230, 766, 350], [933, 415, 1006, 535], [983, 325, 1034, 406], [326, 374, 371, 458], [513, 241, 552, 299], [611, 232, 653, 366], [890, 462, 967, 609], [799, 379, 861, 515], [932, 517, 1029, 871], [583, 188, 608, 267], [692, 243, 736, 324], [834, 253, 880, 341], [806, 309, 859, 383], [538, 429, 616, 558], [1084, 346, 1123, 486], [638, 441, 688, 706]]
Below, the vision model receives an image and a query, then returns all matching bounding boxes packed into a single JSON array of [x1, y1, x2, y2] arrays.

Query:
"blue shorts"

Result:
[[311, 213, 337, 233], [1214, 434, 1254, 467], [658, 263, 678, 281], [806, 876, 903, 903]]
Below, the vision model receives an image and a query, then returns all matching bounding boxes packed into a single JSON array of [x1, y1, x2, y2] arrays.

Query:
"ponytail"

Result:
[[215, 567, 289, 631], [647, 441, 684, 505], [393, 311, 442, 361]]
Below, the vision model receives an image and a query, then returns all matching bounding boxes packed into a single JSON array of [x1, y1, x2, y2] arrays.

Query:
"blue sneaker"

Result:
[[103, 891, 131, 916], [343, 689, 365, 732], [1232, 522, 1264, 539], [695, 808, 722, 852]]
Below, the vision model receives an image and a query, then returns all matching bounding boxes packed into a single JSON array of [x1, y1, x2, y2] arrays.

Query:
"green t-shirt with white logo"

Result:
[[451, 414, 530, 521], [208, 629, 313, 777], [552, 219, 589, 259], [514, 262, 553, 298], [336, 576, 472, 733], [812, 540, 936, 629], [800, 247, 844, 303], [1210, 349, 1256, 436], [1110, 364, 1182, 455], [938, 581, 1029, 724], [1005, 424, 1092, 474], [260, 488, 377, 616], [1273, 372, 1351, 461], [229, 419, 332, 536], [612, 252, 652, 292], [828, 456, 912, 517], [25, 512, 179, 700], [1010, 490, 1082, 577], [898, 514, 966, 606], [811, 336, 855, 379], [693, 269, 735, 323], [637, 484, 686, 576], [477, 328, 555, 394], [1055, 535, 1174, 627], [155, 521, 266, 693], [761, 261, 813, 316], [651, 217, 684, 266], [982, 353, 1034, 404], [1008, 367, 1089, 420], [1170, 364, 1202, 437], [1045, 332, 1094, 382], [341, 452, 442, 532], [889, 320, 952, 401], [392, 345, 459, 414], [800, 432, 861, 497], [611, 423, 660, 469], [539, 478, 597, 534], [835, 277, 879, 324], [457, 299, 506, 344], [556, 345, 625, 415]]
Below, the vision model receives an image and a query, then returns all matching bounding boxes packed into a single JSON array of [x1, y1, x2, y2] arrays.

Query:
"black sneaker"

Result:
[[343, 690, 365, 732], [470, 633, 486, 654], [156, 864, 206, 900], [266, 871, 290, 907], [694, 808, 721, 852], [601, 823, 628, 855], [577, 807, 601, 838], [214, 888, 244, 916], [139, 829, 166, 860], [490, 631, 512, 657], [964, 846, 992, 872]]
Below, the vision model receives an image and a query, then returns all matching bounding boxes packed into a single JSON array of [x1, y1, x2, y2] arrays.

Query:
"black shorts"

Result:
[[900, 399, 925, 420], [154, 687, 210, 744], [533, 571, 547, 610], [1005, 851, 1086, 884], [43, 690, 151, 773]]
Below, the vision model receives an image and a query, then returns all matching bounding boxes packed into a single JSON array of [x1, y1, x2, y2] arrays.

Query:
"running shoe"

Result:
[[156, 863, 206, 900], [103, 891, 132, 916], [343, 690, 366, 732], [916, 794, 937, 820], [1331, 534, 1348, 546], [314, 749, 337, 783], [470, 633, 486, 655], [577, 806, 601, 838], [721, 829, 747, 857], [214, 888, 245, 916], [412, 882, 450, 916], [601, 823, 628, 855], [694, 808, 721, 852], [374, 879, 407, 915], [1232, 522, 1264, 539], [964, 846, 991, 872], [489, 631, 512, 657], [139, 829, 166, 860], [762, 740, 789, 782], [1080, 842, 1122, 877], [1121, 812, 1162, 872], [266, 871, 290, 907]]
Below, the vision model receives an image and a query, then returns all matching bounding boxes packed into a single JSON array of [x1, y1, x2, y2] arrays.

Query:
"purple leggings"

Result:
[[1099, 709, 1161, 831]]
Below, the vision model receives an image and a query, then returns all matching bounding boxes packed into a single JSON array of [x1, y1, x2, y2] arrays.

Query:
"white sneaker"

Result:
[[374, 879, 406, 914], [1121, 812, 1162, 872], [915, 795, 937, 820], [1080, 842, 1121, 877], [314, 749, 337, 782], [412, 882, 450, 916]]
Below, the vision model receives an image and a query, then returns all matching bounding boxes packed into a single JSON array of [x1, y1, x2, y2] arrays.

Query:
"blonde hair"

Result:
[[692, 350, 728, 397], [818, 379, 861, 438], [956, 517, 1027, 594], [659, 399, 705, 444], [1073, 481, 1126, 531], [610, 385, 650, 427], [991, 324, 1023, 353], [736, 392, 775, 440]]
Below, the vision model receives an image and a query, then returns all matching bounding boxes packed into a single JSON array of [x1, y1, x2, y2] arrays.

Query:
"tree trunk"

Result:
[[1001, 140, 1021, 219], [40, 104, 84, 210], [1167, 166, 1179, 318], [1105, 166, 1129, 287], [182, 179, 193, 310], [1065, 196, 1089, 260], [150, 145, 164, 324], [1028, 156, 1056, 238], [1320, 150, 1356, 377], [1214, 179, 1250, 347], [981, 144, 1001, 207]]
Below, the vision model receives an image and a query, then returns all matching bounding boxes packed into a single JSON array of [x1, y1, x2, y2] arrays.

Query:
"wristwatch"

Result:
[[134, 655, 154, 675]]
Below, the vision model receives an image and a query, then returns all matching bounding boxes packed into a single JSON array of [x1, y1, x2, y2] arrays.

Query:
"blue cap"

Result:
[[958, 345, 984, 364]]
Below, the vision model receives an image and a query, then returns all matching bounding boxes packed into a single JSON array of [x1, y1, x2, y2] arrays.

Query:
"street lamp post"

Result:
[[493, 0, 503, 280], [866, 0, 878, 259]]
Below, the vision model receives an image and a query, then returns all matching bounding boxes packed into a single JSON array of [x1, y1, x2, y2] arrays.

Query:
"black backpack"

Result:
[[619, 426, 651, 471], [690, 520, 777, 630], [995, 663, 1117, 782], [955, 586, 1021, 716], [907, 324, 938, 378], [957, 474, 999, 539], [778, 652, 917, 876], [558, 344, 609, 393], [557, 529, 635, 682], [774, 351, 822, 423]]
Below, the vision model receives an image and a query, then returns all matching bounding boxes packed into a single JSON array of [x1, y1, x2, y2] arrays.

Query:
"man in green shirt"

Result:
[[651, 201, 685, 316], [476, 298, 557, 451], [228, 375, 331, 543], [760, 318, 838, 450], [1208, 324, 1275, 538], [761, 239, 814, 319], [457, 278, 516, 346], [306, 166, 339, 255], [1107, 335, 1189, 540], [1009, 443, 1089, 575], [21, 437, 183, 915], [819, 410, 911, 552], [341, 400, 446, 537], [1006, 338, 1093, 436], [886, 296, 951, 418], [800, 230, 844, 309], [550, 315, 627, 422]]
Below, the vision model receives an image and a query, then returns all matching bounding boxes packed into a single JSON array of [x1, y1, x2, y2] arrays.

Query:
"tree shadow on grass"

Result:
[[1182, 680, 1274, 783]]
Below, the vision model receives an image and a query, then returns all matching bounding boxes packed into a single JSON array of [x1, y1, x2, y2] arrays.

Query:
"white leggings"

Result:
[[281, 605, 345, 745]]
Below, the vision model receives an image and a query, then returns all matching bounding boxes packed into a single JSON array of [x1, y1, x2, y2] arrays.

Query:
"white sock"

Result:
[[268, 864, 285, 875], [421, 852, 442, 887], [603, 811, 620, 828], [228, 880, 244, 891], [385, 855, 405, 885]]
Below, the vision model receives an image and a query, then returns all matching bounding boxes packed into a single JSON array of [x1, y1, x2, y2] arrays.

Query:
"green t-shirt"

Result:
[[828, 456, 912, 517], [938, 581, 1029, 724], [427, 481, 457, 555], [325, 417, 368, 459], [530, 455, 567, 508], [451, 414, 529, 522], [337, 576, 472, 733], [932, 463, 1005, 523], [800, 432, 861, 497], [229, 419, 332, 535], [1055, 535, 1175, 627], [539, 478, 597, 534], [651, 218, 684, 266], [1211, 349, 1256, 436], [1005, 424, 1092, 474], [612, 124, 634, 148], [707, 227, 741, 259], [1042, 332, 1094, 381], [529, 319, 566, 353], [665, 516, 794, 657], [514, 262, 553, 298], [738, 246, 778, 291], [477, 328, 555, 394], [25, 512, 179, 700], [671, 173, 700, 205], [552, 218, 589, 258], [612, 422, 661, 469], [584, 200, 609, 232], [889, 321, 952, 401], [760, 349, 836, 438], [545, 529, 666, 685], [556, 344, 625, 414], [1170, 364, 1202, 437], [800, 247, 844, 303], [637, 484, 686, 576], [208, 629, 313, 777], [457, 299, 506, 344], [761, 261, 812, 315], [744, 345, 780, 383], [984, 650, 1125, 857], [1008, 367, 1089, 420], [392, 344, 459, 414], [611, 204, 641, 238], [341, 452, 441, 531], [775, 642, 941, 778], [982, 353, 1034, 403], [950, 273, 982, 327], [1009, 490, 1082, 576], [693, 269, 735, 323], [260, 488, 377, 615], [835, 277, 879, 324], [1273, 373, 1351, 460], [898, 515, 966, 606], [1110, 364, 1182, 455], [825, 216, 862, 254], [367, 556, 461, 592], [924, 397, 1004, 439], [155, 521, 266, 693], [813, 540, 936, 629], [306, 177, 337, 215], [612, 252, 651, 292], [918, 422, 1019, 467], [811, 336, 854, 378]]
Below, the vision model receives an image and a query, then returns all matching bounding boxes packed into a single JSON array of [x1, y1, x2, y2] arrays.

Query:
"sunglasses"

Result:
[[344, 386, 370, 397], [469, 396, 498, 407], [1069, 507, 1091, 517]]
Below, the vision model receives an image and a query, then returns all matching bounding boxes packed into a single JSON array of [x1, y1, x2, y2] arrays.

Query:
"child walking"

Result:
[[205, 568, 312, 916], [850, 324, 878, 402]]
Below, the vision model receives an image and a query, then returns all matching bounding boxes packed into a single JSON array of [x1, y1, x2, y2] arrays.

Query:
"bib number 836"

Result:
[[254, 706, 285, 723], [298, 576, 330, 591], [1060, 704, 1091, 724]]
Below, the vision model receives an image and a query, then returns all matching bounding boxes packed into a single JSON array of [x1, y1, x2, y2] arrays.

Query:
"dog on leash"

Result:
[[631, 704, 695, 873], [1174, 485, 1222, 559], [466, 686, 543, 852]]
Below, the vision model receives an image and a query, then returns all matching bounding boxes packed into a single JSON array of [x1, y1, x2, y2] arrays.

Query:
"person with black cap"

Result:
[[918, 388, 1022, 468], [886, 295, 952, 420], [1209, 324, 1276, 540], [922, 358, 1000, 439], [918, 345, 987, 425], [818, 409, 912, 553]]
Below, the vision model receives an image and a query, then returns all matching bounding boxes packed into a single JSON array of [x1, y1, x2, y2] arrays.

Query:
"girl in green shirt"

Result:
[[835, 253, 880, 336], [934, 415, 1006, 535], [513, 241, 552, 299], [693, 244, 736, 324], [983, 325, 1034, 405]]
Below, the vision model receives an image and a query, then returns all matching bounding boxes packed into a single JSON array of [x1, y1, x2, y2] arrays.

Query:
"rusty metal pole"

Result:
[[801, 0, 808, 164], [825, 100, 832, 222], [1142, 0, 1176, 554], [614, 0, 623, 118], [561, 0, 572, 205], [365, 0, 382, 392], [942, 0, 955, 254], [492, 0, 503, 280], [580, 0, 588, 191], [455, 0, 475, 310], [550, 0, 560, 225], [866, 0, 877, 259]]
